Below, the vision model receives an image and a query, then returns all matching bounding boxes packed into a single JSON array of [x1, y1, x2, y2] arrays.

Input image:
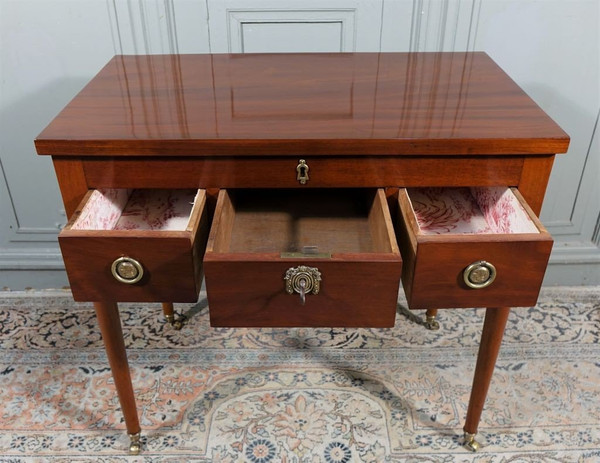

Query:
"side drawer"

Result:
[[395, 187, 553, 309], [204, 188, 402, 327], [59, 189, 209, 302]]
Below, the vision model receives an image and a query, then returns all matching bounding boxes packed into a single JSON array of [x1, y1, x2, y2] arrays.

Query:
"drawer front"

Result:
[[58, 189, 209, 302], [204, 188, 402, 327], [396, 187, 553, 309], [205, 259, 401, 327]]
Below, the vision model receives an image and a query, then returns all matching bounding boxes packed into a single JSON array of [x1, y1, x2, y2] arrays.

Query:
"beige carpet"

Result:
[[0, 287, 598, 462]]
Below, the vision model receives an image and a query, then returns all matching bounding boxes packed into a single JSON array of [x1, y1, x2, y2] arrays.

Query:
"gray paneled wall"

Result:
[[1, 0, 598, 289]]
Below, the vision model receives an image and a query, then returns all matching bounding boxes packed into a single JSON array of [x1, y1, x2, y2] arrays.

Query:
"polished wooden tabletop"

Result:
[[35, 52, 569, 156]]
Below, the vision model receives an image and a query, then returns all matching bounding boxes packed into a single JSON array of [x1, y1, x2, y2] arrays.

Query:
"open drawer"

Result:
[[395, 187, 553, 309], [204, 188, 402, 327], [59, 189, 209, 302]]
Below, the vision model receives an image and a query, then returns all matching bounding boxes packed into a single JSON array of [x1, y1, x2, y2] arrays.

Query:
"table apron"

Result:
[[81, 155, 525, 189]]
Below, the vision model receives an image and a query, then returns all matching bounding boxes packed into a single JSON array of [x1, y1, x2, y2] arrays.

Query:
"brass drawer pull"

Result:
[[296, 159, 309, 184], [463, 260, 496, 289], [111, 256, 144, 284], [284, 265, 321, 304]]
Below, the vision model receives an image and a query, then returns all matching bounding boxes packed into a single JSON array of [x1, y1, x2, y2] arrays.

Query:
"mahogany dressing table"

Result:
[[35, 52, 569, 454]]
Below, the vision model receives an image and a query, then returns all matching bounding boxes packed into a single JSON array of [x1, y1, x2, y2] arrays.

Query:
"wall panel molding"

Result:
[[545, 107, 600, 238], [408, 0, 482, 52], [207, 0, 382, 53], [107, 0, 182, 55], [0, 158, 18, 243], [227, 9, 357, 53]]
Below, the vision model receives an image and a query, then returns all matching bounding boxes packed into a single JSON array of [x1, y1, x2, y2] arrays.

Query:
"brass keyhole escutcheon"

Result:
[[463, 260, 496, 289], [111, 256, 144, 284], [296, 159, 309, 185], [284, 265, 321, 304]]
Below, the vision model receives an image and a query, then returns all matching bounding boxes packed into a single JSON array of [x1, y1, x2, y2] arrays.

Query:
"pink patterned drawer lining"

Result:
[[407, 187, 539, 235], [71, 189, 199, 231]]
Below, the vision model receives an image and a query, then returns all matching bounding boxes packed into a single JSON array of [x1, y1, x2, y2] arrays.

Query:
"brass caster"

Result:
[[128, 432, 141, 455], [463, 432, 481, 452], [425, 315, 440, 331], [165, 314, 186, 330]]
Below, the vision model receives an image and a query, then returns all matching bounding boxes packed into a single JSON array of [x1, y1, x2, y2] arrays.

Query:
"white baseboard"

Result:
[[544, 244, 600, 285]]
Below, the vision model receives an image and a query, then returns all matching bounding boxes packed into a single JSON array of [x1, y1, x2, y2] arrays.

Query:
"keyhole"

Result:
[[297, 159, 309, 184]]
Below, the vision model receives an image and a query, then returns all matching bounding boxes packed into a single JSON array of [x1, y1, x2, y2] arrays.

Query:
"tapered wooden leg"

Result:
[[162, 302, 175, 324], [424, 308, 440, 330], [463, 306, 511, 451], [93, 301, 141, 454], [161, 302, 185, 330]]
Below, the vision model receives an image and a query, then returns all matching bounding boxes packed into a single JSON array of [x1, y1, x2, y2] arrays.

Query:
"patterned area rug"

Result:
[[0, 287, 599, 462]]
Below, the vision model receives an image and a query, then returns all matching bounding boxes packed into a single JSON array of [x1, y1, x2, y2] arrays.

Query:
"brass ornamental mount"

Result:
[[296, 159, 309, 184], [463, 260, 496, 289], [111, 256, 144, 284], [284, 265, 321, 305]]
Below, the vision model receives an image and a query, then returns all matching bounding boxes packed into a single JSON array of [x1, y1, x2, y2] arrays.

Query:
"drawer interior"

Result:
[[406, 187, 540, 235], [211, 189, 396, 255], [69, 189, 200, 232]]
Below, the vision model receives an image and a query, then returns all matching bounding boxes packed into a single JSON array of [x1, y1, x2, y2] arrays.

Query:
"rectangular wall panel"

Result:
[[208, 0, 383, 53], [239, 21, 345, 53]]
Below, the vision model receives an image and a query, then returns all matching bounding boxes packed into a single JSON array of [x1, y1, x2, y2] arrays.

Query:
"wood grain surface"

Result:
[[35, 53, 569, 156]]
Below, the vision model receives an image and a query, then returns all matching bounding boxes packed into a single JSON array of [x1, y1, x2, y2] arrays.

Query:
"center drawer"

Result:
[[395, 187, 553, 309], [204, 188, 402, 327], [59, 189, 209, 302]]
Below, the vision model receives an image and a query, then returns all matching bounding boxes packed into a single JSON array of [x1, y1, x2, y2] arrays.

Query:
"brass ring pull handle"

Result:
[[463, 260, 496, 289], [284, 265, 321, 305], [111, 256, 144, 284]]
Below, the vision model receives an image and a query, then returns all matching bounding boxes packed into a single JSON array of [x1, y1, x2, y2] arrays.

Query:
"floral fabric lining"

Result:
[[70, 189, 131, 231], [408, 187, 539, 235], [71, 189, 197, 231]]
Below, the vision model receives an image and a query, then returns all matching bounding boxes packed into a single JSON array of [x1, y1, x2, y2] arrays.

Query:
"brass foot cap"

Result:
[[172, 316, 186, 330], [165, 314, 186, 330], [128, 432, 141, 455], [463, 432, 480, 452], [425, 316, 440, 331]]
